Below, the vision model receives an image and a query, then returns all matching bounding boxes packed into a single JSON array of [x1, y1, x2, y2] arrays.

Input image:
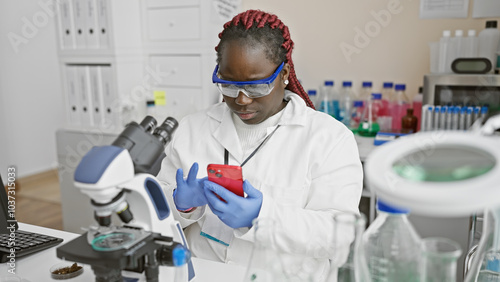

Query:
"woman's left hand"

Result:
[[203, 180, 263, 228]]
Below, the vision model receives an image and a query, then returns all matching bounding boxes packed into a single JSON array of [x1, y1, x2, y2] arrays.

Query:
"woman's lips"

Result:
[[236, 111, 256, 120]]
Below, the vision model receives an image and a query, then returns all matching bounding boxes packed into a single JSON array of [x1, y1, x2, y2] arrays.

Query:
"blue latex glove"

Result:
[[174, 162, 208, 211], [203, 179, 263, 228]]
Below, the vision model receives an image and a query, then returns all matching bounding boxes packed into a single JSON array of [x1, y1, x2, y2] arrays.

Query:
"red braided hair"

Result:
[[215, 10, 315, 109]]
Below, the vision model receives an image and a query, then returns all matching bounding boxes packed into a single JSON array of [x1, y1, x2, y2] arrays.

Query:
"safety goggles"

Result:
[[212, 62, 285, 98]]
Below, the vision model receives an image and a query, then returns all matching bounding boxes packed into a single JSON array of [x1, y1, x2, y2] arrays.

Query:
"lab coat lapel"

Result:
[[210, 106, 244, 164]]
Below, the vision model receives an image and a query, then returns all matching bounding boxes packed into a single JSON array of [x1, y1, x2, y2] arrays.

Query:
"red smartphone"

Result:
[[207, 164, 244, 197]]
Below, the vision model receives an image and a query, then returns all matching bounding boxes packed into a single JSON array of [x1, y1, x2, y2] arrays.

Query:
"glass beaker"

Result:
[[326, 212, 370, 282], [465, 206, 500, 282], [421, 237, 462, 282], [244, 218, 287, 282]]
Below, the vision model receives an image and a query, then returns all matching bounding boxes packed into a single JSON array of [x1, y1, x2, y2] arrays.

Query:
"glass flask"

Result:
[[244, 218, 287, 282], [363, 200, 422, 282], [421, 237, 462, 282], [357, 93, 381, 137], [465, 206, 500, 282], [326, 212, 370, 282]]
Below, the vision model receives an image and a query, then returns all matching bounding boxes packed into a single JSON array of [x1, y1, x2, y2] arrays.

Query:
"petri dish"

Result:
[[91, 232, 135, 252], [50, 262, 83, 280]]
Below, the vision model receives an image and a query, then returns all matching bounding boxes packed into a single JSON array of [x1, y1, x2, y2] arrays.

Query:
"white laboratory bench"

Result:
[[0, 223, 246, 281]]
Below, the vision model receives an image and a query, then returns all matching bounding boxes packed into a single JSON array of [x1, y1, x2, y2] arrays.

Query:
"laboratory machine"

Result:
[[365, 114, 500, 281]]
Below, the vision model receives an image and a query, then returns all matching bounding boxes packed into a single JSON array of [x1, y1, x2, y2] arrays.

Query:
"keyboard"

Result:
[[0, 230, 63, 263]]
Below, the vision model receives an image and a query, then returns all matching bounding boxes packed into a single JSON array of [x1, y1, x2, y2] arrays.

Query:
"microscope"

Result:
[[56, 116, 195, 282]]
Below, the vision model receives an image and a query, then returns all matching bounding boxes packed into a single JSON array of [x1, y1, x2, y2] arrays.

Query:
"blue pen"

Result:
[[440, 106, 448, 130], [434, 106, 441, 130]]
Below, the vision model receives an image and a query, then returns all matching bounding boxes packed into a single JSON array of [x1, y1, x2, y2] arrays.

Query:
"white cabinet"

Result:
[[54, 0, 241, 232], [149, 55, 203, 87], [141, 0, 237, 123], [146, 7, 201, 41]]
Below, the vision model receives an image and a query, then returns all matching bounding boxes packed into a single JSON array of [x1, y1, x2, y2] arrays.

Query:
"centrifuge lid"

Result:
[[365, 131, 500, 217]]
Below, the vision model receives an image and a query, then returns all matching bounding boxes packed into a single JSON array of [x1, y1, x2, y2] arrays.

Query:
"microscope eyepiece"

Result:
[[139, 116, 157, 133], [153, 117, 179, 145]]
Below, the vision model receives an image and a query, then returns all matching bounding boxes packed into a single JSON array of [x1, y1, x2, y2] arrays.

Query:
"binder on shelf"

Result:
[[89, 66, 104, 127], [76, 66, 93, 127], [84, 0, 99, 48], [72, 0, 87, 48], [56, 0, 75, 49], [64, 65, 80, 125], [96, 0, 109, 49], [100, 65, 118, 128]]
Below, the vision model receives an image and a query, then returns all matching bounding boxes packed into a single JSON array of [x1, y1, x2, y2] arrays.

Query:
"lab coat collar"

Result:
[[206, 91, 308, 127], [280, 90, 308, 127], [206, 91, 308, 163]]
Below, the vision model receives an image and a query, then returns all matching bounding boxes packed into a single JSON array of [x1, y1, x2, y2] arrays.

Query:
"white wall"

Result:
[[242, 0, 497, 99], [0, 1, 64, 178]]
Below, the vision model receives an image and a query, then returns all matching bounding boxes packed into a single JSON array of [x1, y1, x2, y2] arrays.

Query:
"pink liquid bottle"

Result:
[[390, 84, 411, 131], [380, 82, 394, 116]]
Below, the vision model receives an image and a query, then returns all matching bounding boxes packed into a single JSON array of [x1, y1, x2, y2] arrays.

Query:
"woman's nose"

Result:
[[235, 91, 253, 105]]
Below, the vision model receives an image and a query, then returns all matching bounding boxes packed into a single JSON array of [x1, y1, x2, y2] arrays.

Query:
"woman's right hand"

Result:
[[174, 162, 208, 211]]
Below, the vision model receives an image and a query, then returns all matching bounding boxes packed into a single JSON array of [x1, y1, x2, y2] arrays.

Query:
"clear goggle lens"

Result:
[[215, 80, 276, 98]]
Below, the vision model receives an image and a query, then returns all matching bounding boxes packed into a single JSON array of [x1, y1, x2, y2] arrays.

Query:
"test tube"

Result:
[[459, 107, 466, 131], [452, 106, 460, 130], [446, 106, 455, 130], [481, 106, 489, 120], [434, 106, 441, 130], [440, 106, 448, 130], [466, 107, 474, 130], [473, 107, 481, 124], [424, 105, 434, 131]]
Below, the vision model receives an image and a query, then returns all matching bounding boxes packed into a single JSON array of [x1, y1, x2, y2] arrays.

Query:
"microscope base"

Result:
[[56, 232, 161, 281]]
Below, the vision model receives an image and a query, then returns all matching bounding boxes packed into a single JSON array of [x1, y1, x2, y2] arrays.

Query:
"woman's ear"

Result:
[[282, 63, 291, 87]]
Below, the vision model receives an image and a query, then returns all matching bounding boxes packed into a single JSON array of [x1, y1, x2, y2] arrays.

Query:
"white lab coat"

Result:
[[157, 91, 363, 281]]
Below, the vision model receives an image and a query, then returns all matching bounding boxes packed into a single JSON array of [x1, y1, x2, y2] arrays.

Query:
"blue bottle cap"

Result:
[[481, 106, 488, 114], [454, 107, 461, 114], [308, 89, 317, 95], [441, 106, 448, 113], [371, 93, 382, 100], [434, 106, 441, 112], [467, 108, 473, 114], [343, 81, 352, 87], [362, 81, 372, 88], [353, 100, 363, 107], [448, 106, 455, 112], [383, 82, 393, 88], [377, 199, 410, 214], [173, 245, 188, 266], [394, 84, 406, 91], [324, 80, 334, 86], [474, 107, 480, 114], [461, 107, 467, 114]]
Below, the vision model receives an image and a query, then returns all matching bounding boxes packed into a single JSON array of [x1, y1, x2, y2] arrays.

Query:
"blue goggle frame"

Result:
[[212, 62, 285, 98]]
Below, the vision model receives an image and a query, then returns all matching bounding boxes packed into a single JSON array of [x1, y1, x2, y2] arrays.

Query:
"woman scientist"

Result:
[[157, 9, 363, 280]]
